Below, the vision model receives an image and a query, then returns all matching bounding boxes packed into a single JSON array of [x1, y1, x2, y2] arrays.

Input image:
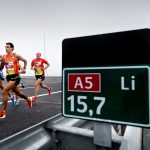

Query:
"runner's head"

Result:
[[5, 42, 14, 54], [36, 52, 41, 59]]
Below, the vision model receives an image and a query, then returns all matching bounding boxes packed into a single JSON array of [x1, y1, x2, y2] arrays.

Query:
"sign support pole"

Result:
[[93, 122, 112, 148]]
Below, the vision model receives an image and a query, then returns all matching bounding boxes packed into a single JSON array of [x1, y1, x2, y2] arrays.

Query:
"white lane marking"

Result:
[[36, 91, 62, 97], [0, 91, 62, 104], [37, 101, 61, 105], [20, 87, 34, 89]]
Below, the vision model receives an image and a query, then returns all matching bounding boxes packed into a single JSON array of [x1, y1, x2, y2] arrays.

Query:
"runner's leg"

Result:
[[0, 79, 14, 98], [0, 79, 4, 90], [1, 81, 16, 111], [40, 81, 52, 95], [35, 79, 42, 97], [12, 86, 32, 108]]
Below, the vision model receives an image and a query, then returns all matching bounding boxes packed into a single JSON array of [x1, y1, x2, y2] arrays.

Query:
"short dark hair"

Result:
[[6, 42, 14, 50]]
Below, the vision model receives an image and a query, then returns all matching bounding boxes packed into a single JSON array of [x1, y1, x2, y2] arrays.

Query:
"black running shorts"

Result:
[[35, 75, 45, 81], [6, 74, 21, 85]]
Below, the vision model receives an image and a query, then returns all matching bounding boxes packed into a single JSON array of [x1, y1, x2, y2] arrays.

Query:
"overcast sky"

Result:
[[0, 0, 150, 76]]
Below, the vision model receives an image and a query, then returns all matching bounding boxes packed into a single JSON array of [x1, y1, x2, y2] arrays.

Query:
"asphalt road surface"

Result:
[[0, 76, 61, 141]]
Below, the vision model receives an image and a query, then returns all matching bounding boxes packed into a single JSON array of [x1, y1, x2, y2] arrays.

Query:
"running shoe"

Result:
[[11, 95, 16, 107], [48, 87, 52, 95], [19, 82, 25, 88], [32, 96, 37, 103], [27, 98, 32, 108], [15, 100, 19, 106], [21, 83, 25, 88], [0, 110, 6, 119]]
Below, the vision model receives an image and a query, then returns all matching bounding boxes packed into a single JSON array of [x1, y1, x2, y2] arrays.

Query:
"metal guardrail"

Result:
[[45, 116, 142, 150], [0, 127, 52, 150], [0, 114, 143, 150], [0, 114, 62, 150]]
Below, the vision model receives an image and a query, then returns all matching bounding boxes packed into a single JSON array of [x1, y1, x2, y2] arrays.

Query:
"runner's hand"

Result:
[[20, 68, 26, 74]]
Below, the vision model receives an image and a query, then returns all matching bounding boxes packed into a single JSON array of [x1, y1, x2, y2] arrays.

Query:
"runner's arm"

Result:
[[44, 62, 50, 70], [19, 63, 26, 74], [30, 60, 34, 70], [43, 59, 50, 70], [0, 55, 5, 70], [0, 62, 4, 70], [16, 54, 27, 69]]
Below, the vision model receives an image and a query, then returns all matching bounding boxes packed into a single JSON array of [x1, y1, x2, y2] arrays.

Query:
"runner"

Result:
[[0, 42, 32, 119], [31, 52, 52, 102]]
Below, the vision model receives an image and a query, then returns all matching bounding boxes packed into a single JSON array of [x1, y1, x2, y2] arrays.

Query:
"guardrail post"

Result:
[[93, 122, 112, 148]]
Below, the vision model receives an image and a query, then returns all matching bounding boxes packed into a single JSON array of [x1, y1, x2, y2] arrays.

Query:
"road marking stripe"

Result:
[[37, 101, 61, 104], [20, 87, 34, 89], [0, 91, 62, 104], [36, 91, 62, 97]]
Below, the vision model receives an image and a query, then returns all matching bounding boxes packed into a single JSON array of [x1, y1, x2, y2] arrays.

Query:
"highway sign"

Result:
[[63, 66, 150, 127]]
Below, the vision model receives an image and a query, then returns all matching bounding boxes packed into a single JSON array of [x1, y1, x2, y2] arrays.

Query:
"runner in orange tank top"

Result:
[[31, 52, 52, 102], [0, 42, 32, 119]]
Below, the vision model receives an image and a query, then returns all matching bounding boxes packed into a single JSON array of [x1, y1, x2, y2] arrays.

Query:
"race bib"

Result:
[[5, 62, 14, 75]]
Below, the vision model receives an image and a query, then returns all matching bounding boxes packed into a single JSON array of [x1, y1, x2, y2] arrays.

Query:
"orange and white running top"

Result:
[[3, 53, 19, 75], [31, 58, 48, 75]]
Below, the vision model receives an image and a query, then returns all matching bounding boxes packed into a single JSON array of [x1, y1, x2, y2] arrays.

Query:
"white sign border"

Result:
[[63, 65, 150, 127]]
